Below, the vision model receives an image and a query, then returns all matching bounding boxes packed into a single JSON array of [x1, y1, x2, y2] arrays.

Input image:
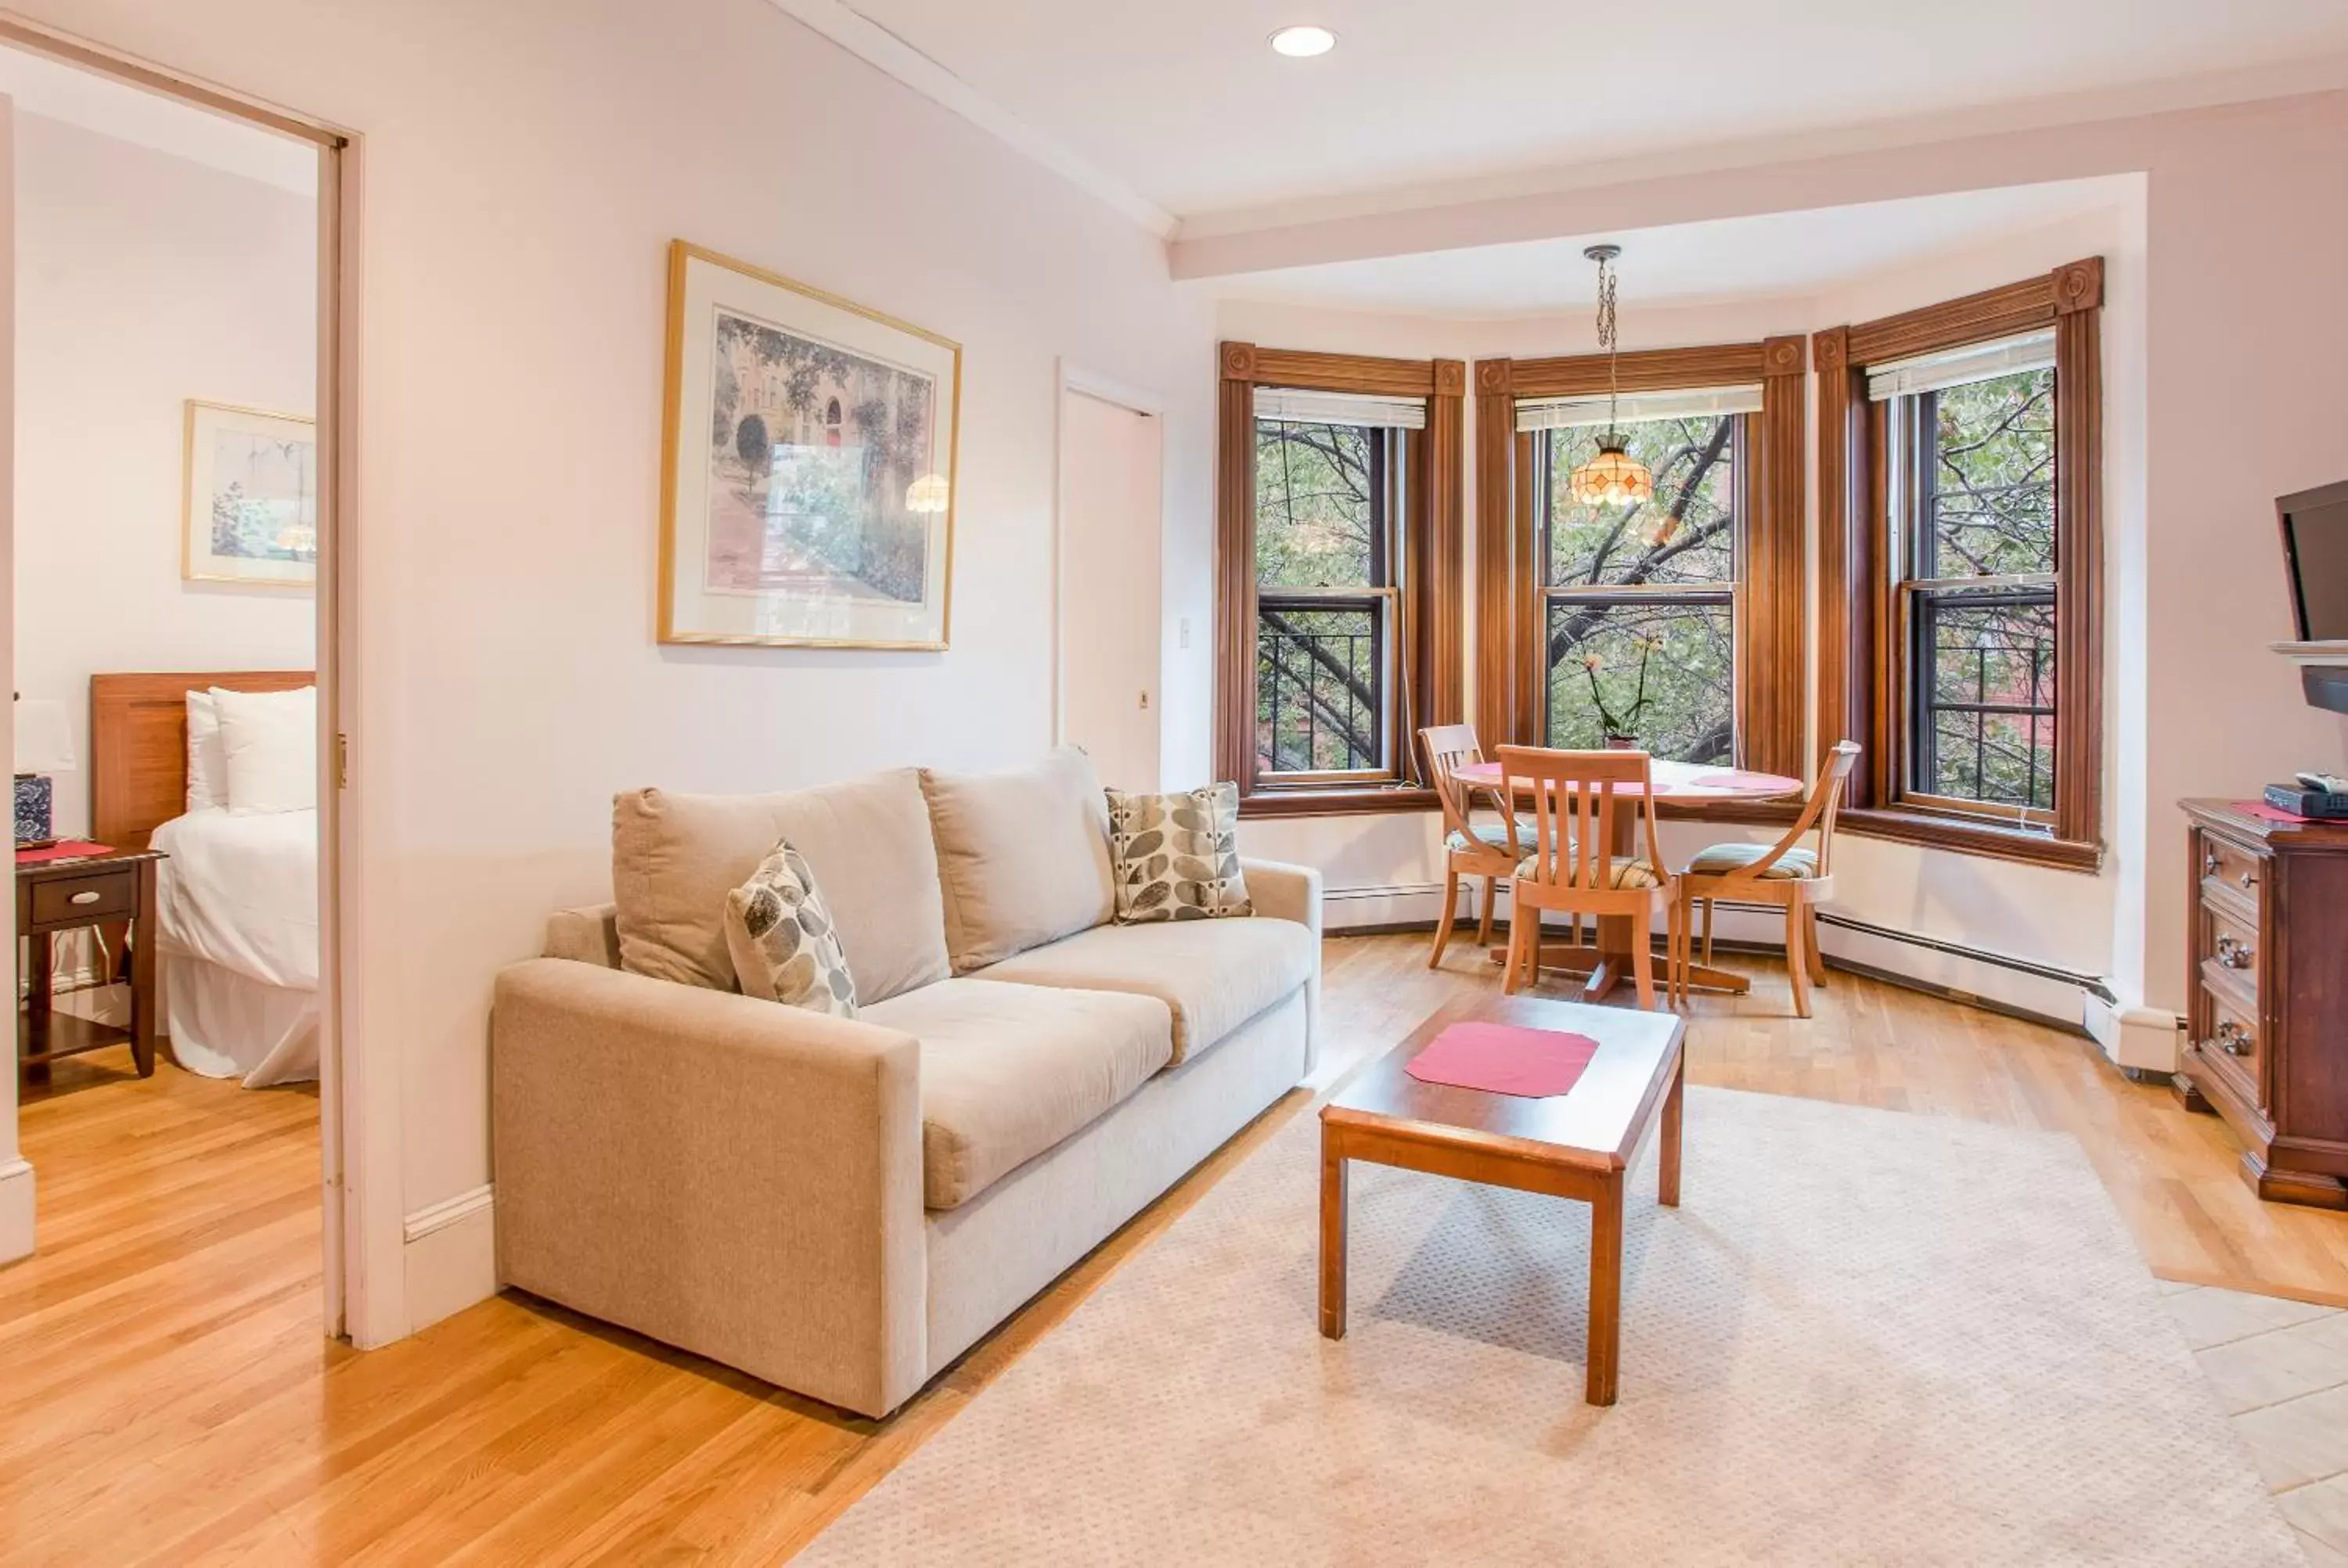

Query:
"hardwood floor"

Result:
[[5, 935, 2347, 1563]]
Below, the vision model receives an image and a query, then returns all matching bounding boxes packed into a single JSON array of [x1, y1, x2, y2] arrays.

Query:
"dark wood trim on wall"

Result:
[[1813, 257, 2106, 869], [1215, 340, 1467, 816], [1473, 358, 1518, 750], [2051, 258, 2105, 851], [1213, 342, 1259, 790], [1511, 341, 1771, 398], [1747, 334, 1809, 779]]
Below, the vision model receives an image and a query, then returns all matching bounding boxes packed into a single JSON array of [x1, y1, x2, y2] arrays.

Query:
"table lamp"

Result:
[[14, 696, 76, 846]]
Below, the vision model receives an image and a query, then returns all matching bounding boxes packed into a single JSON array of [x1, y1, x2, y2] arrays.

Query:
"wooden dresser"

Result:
[[2174, 799, 2348, 1208]]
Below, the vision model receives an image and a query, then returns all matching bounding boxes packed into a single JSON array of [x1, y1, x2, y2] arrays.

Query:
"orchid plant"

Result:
[[1579, 632, 1662, 744]]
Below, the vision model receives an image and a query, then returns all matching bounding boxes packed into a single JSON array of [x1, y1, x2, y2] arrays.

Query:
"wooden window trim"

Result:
[[1217, 342, 1465, 818], [1472, 337, 1807, 789], [1814, 257, 2105, 872]]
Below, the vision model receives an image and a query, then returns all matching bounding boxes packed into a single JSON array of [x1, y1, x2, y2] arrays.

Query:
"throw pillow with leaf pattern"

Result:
[[1104, 782, 1252, 923], [724, 838, 858, 1016]]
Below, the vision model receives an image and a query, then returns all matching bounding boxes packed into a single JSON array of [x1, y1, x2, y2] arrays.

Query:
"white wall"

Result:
[[13, 111, 316, 839], [10, 0, 1215, 1332]]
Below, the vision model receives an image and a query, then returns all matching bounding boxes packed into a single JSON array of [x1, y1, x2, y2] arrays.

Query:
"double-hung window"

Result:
[[1816, 257, 2103, 866], [1215, 344, 1467, 815], [1522, 389, 1754, 763], [1251, 391, 1413, 781], [1877, 333, 2058, 821]]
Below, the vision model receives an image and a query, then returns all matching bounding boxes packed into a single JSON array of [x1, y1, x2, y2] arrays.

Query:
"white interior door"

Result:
[[1057, 385, 1162, 792]]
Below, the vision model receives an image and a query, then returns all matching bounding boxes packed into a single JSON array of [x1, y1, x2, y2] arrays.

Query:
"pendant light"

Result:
[[1568, 243, 1654, 512]]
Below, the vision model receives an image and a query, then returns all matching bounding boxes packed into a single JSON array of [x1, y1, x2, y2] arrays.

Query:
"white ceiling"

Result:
[[800, 0, 2348, 225], [0, 41, 315, 196], [1208, 178, 2137, 317]]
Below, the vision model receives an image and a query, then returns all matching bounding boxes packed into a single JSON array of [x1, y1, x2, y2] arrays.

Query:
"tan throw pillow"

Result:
[[1105, 783, 1251, 922], [919, 746, 1116, 973], [725, 840, 858, 1017]]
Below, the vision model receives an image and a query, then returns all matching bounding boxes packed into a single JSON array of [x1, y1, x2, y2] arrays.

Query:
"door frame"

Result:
[[1053, 361, 1168, 780], [0, 13, 383, 1342]]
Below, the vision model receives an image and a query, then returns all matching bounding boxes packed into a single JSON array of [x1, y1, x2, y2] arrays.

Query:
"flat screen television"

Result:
[[2279, 479, 2348, 642]]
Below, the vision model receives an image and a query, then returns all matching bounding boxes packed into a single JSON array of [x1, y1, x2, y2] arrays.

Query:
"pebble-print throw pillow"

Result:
[[724, 838, 858, 1017], [1104, 783, 1252, 923]]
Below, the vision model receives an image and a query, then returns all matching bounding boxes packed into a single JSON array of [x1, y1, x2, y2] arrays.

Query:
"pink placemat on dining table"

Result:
[[1404, 1021, 1600, 1099], [1691, 770, 1789, 790]]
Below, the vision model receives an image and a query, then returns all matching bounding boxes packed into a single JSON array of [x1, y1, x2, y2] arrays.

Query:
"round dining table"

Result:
[[1449, 757, 1804, 1002]]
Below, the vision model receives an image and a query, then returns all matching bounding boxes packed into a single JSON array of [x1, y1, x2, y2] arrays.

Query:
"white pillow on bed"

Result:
[[185, 691, 229, 812], [211, 685, 316, 815]]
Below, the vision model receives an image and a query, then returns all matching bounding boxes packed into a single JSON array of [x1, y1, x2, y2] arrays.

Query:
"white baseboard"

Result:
[[402, 1185, 495, 1333], [0, 1156, 34, 1266], [1323, 882, 1454, 931]]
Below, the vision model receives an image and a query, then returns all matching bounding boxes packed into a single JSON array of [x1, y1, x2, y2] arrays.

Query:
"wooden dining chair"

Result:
[[1496, 746, 1676, 1010], [1418, 723, 1536, 969], [1670, 741, 1861, 1018]]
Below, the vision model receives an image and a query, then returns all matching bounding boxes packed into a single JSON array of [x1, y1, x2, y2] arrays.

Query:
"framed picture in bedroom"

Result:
[[657, 240, 960, 649], [182, 400, 319, 591]]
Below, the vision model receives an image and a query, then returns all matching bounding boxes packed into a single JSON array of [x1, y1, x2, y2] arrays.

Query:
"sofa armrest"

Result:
[[1241, 857, 1322, 940], [492, 958, 926, 1416], [1242, 857, 1323, 1073]]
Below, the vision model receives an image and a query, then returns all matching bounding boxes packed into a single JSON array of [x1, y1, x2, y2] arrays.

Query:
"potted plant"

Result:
[[1579, 633, 1660, 750]]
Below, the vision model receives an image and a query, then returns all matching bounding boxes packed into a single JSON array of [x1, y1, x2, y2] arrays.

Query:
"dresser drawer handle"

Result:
[[2203, 848, 2222, 877], [2215, 936, 2256, 969], [2216, 1020, 2254, 1056], [2238, 869, 2259, 890], [67, 890, 102, 906]]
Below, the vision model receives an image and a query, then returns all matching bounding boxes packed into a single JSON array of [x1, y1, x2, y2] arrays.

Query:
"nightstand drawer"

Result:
[[28, 870, 134, 926], [2196, 829, 2266, 919]]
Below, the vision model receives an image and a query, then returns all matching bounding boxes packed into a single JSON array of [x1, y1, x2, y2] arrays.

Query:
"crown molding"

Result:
[[764, 0, 1176, 238]]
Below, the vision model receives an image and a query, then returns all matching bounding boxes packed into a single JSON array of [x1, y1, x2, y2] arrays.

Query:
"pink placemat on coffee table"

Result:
[[1403, 1021, 1600, 1099]]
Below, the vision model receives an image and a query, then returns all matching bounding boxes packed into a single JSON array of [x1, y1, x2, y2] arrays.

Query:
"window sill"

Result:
[[1836, 807, 2102, 872], [1238, 786, 1439, 820]]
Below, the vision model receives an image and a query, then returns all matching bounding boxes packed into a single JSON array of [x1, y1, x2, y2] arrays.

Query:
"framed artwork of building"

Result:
[[182, 400, 318, 590], [657, 240, 961, 649]]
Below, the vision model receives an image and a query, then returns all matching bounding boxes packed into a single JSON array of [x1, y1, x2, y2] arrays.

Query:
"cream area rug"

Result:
[[801, 1088, 2305, 1566]]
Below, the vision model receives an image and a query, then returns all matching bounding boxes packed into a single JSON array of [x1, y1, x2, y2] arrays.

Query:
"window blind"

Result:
[[1867, 329, 2054, 402], [1253, 387, 1428, 431], [1514, 383, 1762, 433]]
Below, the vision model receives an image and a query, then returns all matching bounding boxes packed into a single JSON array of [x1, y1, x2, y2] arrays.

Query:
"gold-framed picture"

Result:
[[658, 240, 960, 649], [182, 399, 317, 591]]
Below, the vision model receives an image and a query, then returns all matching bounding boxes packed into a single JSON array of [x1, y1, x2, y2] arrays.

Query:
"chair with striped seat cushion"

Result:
[[1672, 741, 1860, 1019], [1496, 744, 1678, 1010], [1684, 843, 1818, 880], [1444, 816, 1543, 855], [1421, 725, 1532, 970], [1518, 854, 1662, 890]]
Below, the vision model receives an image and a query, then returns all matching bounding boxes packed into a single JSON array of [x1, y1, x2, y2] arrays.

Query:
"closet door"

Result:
[[1057, 386, 1163, 793]]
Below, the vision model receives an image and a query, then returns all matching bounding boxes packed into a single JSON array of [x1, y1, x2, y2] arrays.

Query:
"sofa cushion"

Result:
[[972, 917, 1315, 1063], [612, 770, 950, 1003], [919, 746, 1115, 973], [860, 978, 1172, 1210]]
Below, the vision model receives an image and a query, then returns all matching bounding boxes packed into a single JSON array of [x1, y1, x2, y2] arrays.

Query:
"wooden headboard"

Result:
[[90, 671, 315, 850]]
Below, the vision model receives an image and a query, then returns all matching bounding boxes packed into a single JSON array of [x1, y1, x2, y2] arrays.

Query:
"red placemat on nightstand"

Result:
[[16, 840, 112, 865], [1403, 1021, 1600, 1098]]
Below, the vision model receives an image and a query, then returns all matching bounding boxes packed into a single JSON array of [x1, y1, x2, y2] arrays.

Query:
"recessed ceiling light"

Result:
[[1269, 25, 1336, 58]]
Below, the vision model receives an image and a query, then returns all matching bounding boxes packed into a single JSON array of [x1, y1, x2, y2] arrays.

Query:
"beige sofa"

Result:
[[491, 750, 1321, 1418]]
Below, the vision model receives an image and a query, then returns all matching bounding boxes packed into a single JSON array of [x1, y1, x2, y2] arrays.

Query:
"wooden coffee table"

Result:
[[1318, 994, 1686, 1406]]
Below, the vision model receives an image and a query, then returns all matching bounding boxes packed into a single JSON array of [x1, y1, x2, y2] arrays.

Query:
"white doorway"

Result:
[[1056, 374, 1164, 792]]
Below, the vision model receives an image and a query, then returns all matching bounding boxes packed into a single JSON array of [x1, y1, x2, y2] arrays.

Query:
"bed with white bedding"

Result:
[[89, 671, 319, 1088], [149, 806, 319, 1086]]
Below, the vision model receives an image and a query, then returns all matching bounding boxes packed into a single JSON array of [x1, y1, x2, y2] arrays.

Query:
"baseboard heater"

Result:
[[1812, 910, 2112, 1005]]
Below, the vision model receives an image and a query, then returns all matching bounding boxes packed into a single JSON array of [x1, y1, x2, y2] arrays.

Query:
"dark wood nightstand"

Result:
[[16, 847, 164, 1081]]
